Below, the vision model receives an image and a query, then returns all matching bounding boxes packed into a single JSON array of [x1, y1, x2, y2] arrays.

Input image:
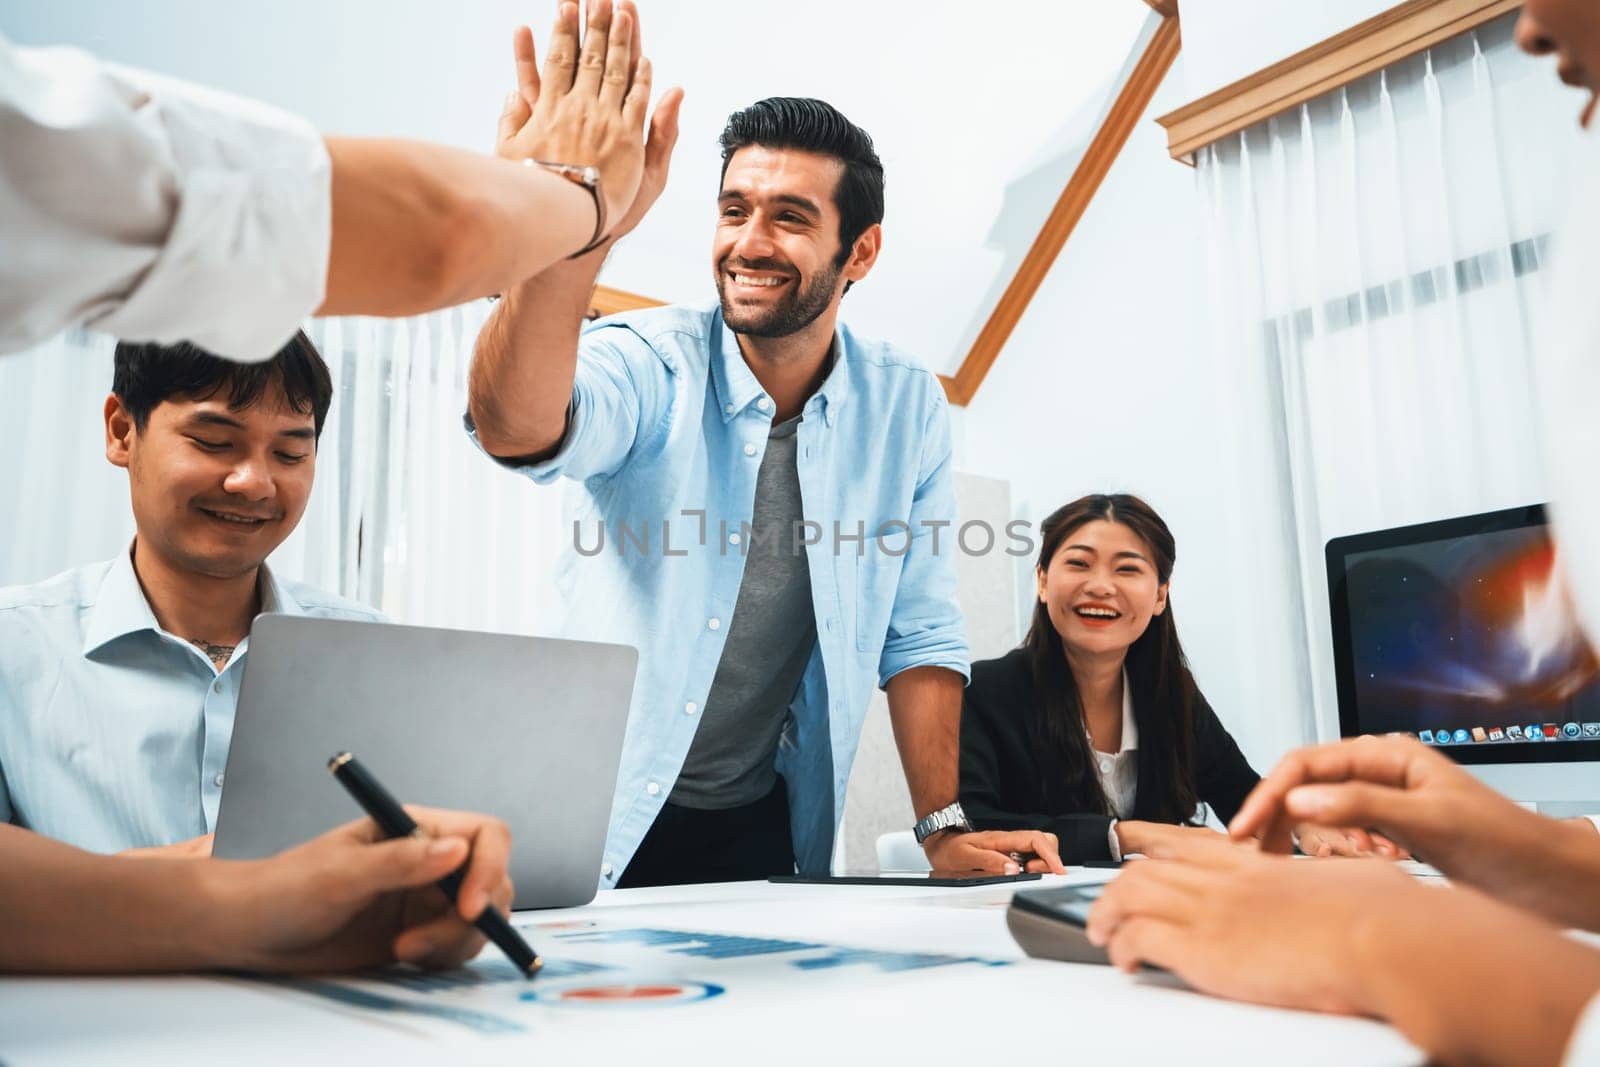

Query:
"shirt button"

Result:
[[757, 396, 772, 411], [728, 532, 741, 546], [684, 701, 698, 715], [724, 403, 735, 416], [1099, 758, 1113, 772], [646, 781, 660, 796], [213, 680, 223, 693], [214, 773, 226, 787], [743, 442, 757, 457], [707, 617, 721, 631], [602, 864, 614, 879]]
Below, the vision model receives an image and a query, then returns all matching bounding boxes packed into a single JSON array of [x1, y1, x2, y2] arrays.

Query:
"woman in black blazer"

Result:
[[961, 494, 1375, 863]]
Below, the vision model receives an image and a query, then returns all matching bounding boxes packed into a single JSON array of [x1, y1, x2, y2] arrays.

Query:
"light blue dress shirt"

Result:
[[469, 304, 970, 880], [0, 551, 382, 852]]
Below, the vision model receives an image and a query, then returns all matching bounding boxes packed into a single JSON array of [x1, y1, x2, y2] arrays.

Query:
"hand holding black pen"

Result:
[[328, 752, 542, 977]]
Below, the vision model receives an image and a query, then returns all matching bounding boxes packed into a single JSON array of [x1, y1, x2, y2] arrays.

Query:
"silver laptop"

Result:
[[213, 615, 637, 909]]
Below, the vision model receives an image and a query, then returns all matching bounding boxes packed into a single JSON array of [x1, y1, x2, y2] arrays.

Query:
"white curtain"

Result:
[[0, 304, 563, 636], [1196, 13, 1587, 754]]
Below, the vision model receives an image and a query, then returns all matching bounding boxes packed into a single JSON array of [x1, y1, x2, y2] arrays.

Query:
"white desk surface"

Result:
[[0, 870, 1421, 1066]]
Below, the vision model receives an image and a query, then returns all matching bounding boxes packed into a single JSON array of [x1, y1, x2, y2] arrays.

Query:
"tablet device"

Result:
[[1006, 884, 1111, 964], [771, 871, 1042, 887]]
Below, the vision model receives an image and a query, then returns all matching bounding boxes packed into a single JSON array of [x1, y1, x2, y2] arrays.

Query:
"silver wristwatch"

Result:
[[913, 801, 973, 844]]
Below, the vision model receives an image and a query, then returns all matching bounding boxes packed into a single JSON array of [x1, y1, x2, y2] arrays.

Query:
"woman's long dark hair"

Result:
[[1024, 494, 1200, 824]]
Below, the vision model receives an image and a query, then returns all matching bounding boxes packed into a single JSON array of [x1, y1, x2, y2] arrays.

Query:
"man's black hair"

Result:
[[719, 97, 885, 289], [112, 331, 333, 441]]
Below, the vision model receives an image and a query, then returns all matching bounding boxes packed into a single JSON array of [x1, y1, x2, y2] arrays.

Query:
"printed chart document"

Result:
[[0, 879, 1422, 1066]]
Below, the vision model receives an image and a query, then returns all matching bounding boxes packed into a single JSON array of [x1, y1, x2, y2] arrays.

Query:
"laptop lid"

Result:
[[213, 614, 637, 909]]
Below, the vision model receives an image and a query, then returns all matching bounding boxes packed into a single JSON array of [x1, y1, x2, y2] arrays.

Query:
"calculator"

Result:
[[1005, 883, 1111, 965]]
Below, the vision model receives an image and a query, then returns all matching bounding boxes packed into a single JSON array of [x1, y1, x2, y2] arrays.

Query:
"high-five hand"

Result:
[[495, 0, 655, 236], [595, 3, 684, 248]]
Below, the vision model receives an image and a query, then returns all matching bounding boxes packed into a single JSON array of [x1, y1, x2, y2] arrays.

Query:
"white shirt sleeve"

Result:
[[1565, 991, 1600, 1066], [1106, 819, 1123, 862], [0, 33, 331, 361]]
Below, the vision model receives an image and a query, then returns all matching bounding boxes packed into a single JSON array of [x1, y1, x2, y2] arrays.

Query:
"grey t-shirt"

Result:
[[669, 414, 818, 810]]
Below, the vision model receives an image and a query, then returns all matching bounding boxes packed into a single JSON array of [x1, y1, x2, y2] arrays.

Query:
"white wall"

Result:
[[957, 54, 1292, 771], [1178, 0, 1397, 100]]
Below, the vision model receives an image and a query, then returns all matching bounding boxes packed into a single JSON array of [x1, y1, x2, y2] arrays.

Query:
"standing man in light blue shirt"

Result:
[[0, 334, 380, 855], [470, 78, 1065, 884]]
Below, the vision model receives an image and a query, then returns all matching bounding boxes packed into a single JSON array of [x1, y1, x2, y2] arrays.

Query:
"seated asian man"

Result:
[[0, 333, 381, 854]]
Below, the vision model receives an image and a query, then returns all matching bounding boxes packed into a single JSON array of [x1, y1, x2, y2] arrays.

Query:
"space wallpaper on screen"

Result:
[[1345, 525, 1600, 738]]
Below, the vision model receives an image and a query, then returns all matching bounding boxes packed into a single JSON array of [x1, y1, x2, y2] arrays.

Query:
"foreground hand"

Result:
[[1292, 823, 1408, 859], [1229, 736, 1600, 927], [1088, 837, 1426, 1014], [496, 0, 653, 231], [1232, 737, 1520, 858], [120, 833, 214, 860], [1086, 837, 1600, 1067], [206, 807, 514, 973], [923, 829, 1066, 875]]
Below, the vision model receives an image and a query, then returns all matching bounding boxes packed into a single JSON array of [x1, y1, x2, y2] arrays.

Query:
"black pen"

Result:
[[327, 751, 541, 977]]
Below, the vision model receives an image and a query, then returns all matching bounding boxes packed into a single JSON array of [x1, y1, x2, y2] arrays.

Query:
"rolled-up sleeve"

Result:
[[877, 384, 970, 688], [464, 323, 673, 484], [0, 35, 330, 361]]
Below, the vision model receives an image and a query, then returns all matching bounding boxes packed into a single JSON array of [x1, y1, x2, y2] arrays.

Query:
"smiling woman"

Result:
[[959, 493, 1382, 864]]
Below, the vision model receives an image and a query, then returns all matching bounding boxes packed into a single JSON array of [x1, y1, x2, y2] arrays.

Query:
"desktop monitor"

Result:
[[1326, 503, 1600, 810]]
